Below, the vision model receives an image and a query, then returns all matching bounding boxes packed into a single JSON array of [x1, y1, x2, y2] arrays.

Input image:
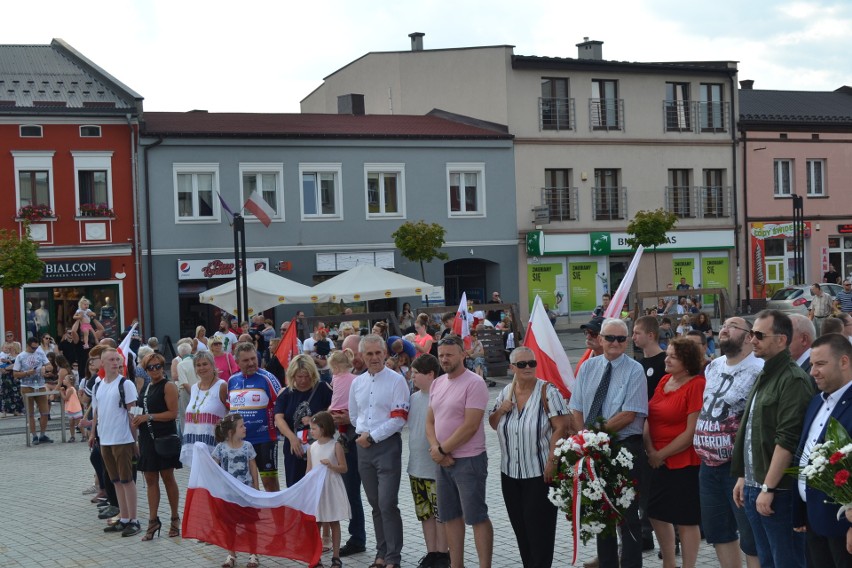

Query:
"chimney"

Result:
[[337, 94, 365, 115], [576, 37, 603, 60], [409, 32, 425, 51], [740, 79, 755, 90]]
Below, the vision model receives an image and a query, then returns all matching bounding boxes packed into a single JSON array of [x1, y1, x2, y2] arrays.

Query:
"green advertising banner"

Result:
[[569, 262, 598, 313], [527, 263, 565, 313], [702, 257, 729, 305], [672, 258, 695, 285]]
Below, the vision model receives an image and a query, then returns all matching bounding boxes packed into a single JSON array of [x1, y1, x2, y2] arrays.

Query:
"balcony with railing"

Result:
[[661, 101, 730, 133], [663, 100, 692, 132], [698, 101, 729, 132], [589, 98, 624, 131], [541, 186, 578, 221], [592, 186, 627, 220], [665, 185, 732, 219], [539, 97, 575, 131]]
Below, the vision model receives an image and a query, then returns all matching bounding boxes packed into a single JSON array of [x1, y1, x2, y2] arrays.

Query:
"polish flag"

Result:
[[184, 443, 326, 565], [451, 292, 472, 349], [275, 318, 300, 369], [117, 322, 137, 375], [244, 190, 275, 227], [524, 295, 574, 398]]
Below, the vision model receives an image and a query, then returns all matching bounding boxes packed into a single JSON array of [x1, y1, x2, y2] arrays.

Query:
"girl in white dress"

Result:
[[307, 411, 350, 568]]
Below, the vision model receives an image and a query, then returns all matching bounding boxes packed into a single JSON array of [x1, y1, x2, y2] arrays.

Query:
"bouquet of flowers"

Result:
[[17, 204, 54, 221], [548, 425, 637, 561], [788, 417, 852, 518]]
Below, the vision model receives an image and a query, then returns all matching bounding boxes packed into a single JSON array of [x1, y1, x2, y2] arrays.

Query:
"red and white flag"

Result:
[[117, 322, 137, 375], [243, 190, 275, 227], [274, 318, 300, 369], [524, 295, 575, 398], [184, 443, 326, 565], [451, 292, 472, 349]]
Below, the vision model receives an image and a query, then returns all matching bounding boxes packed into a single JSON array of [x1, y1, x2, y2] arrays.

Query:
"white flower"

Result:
[[615, 448, 634, 469], [616, 487, 636, 509], [840, 444, 852, 455]]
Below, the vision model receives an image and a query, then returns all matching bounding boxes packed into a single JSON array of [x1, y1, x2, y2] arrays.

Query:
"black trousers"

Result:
[[806, 528, 852, 568], [598, 435, 645, 568], [501, 473, 558, 568]]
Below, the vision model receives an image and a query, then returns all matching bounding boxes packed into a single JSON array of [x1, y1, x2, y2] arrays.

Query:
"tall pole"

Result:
[[233, 213, 244, 323], [238, 214, 249, 322], [792, 194, 804, 285]]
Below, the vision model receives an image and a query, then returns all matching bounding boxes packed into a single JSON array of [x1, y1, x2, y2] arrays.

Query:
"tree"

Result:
[[625, 208, 678, 292], [0, 224, 45, 332], [391, 220, 448, 285]]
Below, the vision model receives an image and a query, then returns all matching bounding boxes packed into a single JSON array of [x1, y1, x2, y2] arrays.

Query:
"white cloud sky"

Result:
[[4, 0, 850, 113]]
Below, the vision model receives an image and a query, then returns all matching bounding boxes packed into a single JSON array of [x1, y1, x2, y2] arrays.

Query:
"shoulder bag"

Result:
[[143, 382, 181, 458]]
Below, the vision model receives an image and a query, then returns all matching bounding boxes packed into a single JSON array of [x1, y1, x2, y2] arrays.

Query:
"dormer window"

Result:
[[20, 125, 43, 137]]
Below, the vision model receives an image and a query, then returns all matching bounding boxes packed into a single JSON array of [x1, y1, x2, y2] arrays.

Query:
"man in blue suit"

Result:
[[793, 333, 852, 566]]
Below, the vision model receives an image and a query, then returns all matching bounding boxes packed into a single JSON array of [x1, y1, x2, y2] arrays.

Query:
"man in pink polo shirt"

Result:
[[426, 335, 493, 568]]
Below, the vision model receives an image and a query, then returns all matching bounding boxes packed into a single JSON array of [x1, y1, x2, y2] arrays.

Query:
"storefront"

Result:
[[749, 221, 812, 299], [176, 257, 269, 338], [827, 228, 852, 283], [525, 229, 735, 316], [21, 259, 125, 341]]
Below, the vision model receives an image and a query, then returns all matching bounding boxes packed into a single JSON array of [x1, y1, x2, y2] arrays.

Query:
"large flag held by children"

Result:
[[183, 443, 327, 566], [524, 295, 575, 398]]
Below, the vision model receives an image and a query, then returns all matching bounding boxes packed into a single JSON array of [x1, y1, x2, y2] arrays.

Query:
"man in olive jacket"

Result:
[[732, 309, 813, 568]]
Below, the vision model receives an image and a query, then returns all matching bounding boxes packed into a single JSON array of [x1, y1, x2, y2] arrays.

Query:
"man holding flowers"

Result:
[[569, 318, 648, 568], [793, 333, 852, 565]]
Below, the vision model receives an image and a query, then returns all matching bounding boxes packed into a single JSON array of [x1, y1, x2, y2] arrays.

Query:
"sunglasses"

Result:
[[748, 330, 783, 341], [602, 335, 628, 343], [146, 363, 165, 371], [438, 338, 462, 347], [514, 360, 537, 369]]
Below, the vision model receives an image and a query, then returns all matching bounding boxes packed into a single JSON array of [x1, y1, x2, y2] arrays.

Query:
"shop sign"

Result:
[[837, 224, 852, 234], [589, 232, 611, 256], [567, 262, 596, 313], [526, 231, 544, 256], [177, 258, 270, 280], [40, 260, 111, 282], [527, 261, 568, 315], [750, 221, 812, 239]]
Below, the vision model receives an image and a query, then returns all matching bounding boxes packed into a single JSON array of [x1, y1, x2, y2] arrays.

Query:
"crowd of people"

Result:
[[7, 285, 852, 568]]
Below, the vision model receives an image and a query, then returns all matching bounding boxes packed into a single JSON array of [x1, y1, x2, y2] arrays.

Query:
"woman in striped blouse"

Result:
[[489, 347, 571, 568], [180, 350, 229, 467]]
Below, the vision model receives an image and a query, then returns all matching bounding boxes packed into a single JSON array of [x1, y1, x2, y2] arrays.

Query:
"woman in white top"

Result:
[[180, 350, 228, 467], [193, 325, 209, 352], [489, 347, 570, 568]]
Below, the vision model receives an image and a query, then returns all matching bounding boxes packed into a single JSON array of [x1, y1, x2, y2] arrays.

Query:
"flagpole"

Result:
[[238, 213, 249, 322], [233, 213, 244, 323]]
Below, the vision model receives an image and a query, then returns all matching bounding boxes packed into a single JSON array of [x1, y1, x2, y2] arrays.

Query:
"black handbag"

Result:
[[143, 383, 181, 458]]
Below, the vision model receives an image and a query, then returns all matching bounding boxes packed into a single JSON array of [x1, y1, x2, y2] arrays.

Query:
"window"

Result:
[[239, 163, 284, 222], [702, 169, 727, 218], [13, 151, 54, 212], [806, 159, 825, 196], [447, 163, 486, 217], [667, 169, 693, 218], [699, 83, 726, 132], [300, 163, 342, 220], [365, 164, 405, 218], [774, 159, 793, 196], [20, 125, 43, 137], [73, 152, 113, 215], [665, 82, 691, 131], [590, 79, 622, 130], [80, 125, 102, 137], [173, 164, 220, 222], [542, 168, 575, 221], [540, 78, 573, 130], [593, 169, 623, 220]]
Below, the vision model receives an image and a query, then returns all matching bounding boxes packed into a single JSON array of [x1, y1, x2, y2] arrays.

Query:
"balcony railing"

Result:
[[539, 97, 575, 131], [589, 98, 624, 131], [664, 185, 732, 218], [663, 100, 692, 132], [698, 101, 729, 132], [541, 186, 578, 221], [592, 186, 627, 220]]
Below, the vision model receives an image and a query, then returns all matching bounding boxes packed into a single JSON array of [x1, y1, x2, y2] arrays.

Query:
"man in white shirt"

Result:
[[90, 348, 141, 537], [789, 314, 815, 376], [349, 335, 410, 568]]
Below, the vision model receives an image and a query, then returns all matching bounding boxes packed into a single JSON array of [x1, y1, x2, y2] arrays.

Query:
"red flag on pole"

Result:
[[524, 295, 574, 398], [275, 318, 300, 369], [451, 292, 472, 349]]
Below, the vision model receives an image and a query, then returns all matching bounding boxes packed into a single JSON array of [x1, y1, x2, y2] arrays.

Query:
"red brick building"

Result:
[[0, 39, 143, 341]]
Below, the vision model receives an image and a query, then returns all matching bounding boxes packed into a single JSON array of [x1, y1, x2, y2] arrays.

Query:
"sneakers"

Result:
[[38, 434, 53, 444], [32, 436, 39, 445], [98, 506, 120, 519], [121, 520, 142, 537], [104, 520, 127, 533], [416, 552, 450, 568], [82, 484, 98, 495], [338, 542, 366, 557]]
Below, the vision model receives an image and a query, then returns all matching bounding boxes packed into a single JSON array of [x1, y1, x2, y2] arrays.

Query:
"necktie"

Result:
[[586, 361, 613, 428]]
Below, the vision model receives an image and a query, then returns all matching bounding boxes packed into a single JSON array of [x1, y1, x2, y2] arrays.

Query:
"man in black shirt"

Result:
[[824, 264, 840, 284]]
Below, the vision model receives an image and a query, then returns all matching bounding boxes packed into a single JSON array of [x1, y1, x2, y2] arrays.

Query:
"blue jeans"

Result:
[[742, 486, 806, 568], [699, 462, 757, 556]]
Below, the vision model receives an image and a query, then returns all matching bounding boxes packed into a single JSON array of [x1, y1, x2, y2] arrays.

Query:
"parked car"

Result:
[[766, 283, 842, 314]]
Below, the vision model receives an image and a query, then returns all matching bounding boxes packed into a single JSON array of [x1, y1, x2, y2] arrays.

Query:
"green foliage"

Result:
[[0, 224, 44, 289], [392, 221, 449, 281], [625, 209, 678, 250]]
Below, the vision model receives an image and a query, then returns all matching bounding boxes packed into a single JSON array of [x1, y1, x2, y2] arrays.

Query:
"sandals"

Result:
[[331, 558, 342, 567], [221, 555, 236, 568], [168, 516, 180, 538], [247, 554, 259, 568]]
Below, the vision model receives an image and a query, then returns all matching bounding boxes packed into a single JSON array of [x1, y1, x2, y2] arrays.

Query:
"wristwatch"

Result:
[[760, 484, 776, 493]]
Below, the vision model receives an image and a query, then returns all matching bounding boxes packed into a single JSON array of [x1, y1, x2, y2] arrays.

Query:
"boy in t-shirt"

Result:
[[408, 355, 450, 568], [658, 317, 675, 350]]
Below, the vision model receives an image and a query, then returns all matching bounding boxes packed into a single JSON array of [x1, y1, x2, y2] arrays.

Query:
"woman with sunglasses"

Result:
[[488, 346, 570, 568], [131, 353, 182, 541], [644, 337, 706, 568]]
